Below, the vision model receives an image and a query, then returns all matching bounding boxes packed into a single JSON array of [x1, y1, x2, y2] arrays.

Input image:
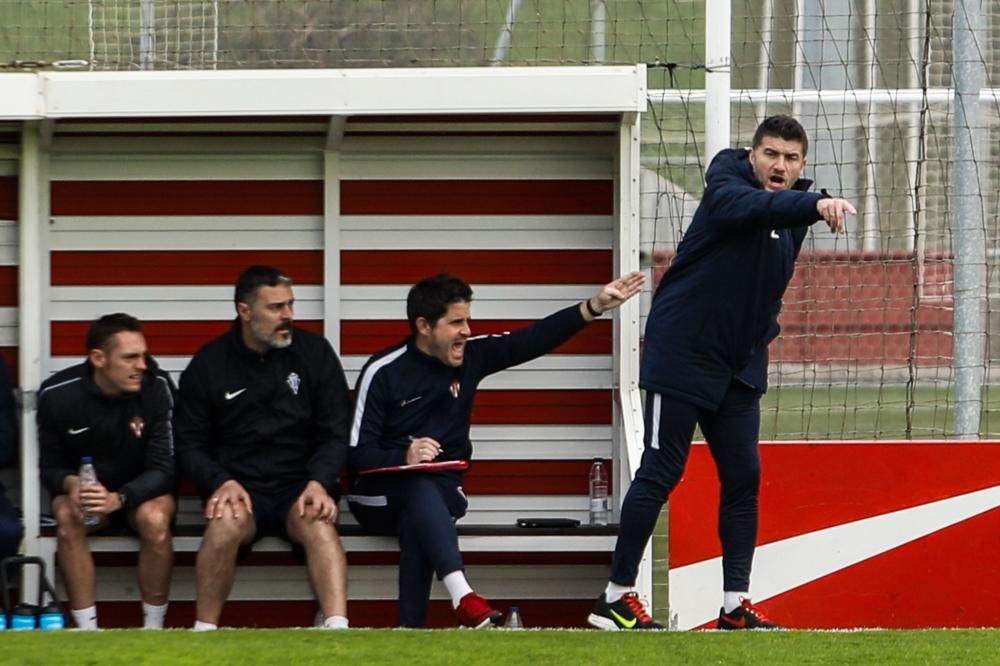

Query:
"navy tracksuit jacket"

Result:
[[348, 303, 591, 627], [641, 147, 825, 408]]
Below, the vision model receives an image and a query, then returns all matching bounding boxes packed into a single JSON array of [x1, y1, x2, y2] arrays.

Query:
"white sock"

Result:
[[193, 620, 218, 632], [604, 582, 632, 604], [71, 605, 98, 630], [442, 571, 474, 609], [142, 602, 168, 629], [724, 591, 748, 614], [322, 615, 349, 629]]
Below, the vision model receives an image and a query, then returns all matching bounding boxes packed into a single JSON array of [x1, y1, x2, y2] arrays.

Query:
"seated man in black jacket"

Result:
[[348, 271, 644, 628], [174, 265, 351, 631], [0, 355, 21, 560], [38, 313, 176, 629]]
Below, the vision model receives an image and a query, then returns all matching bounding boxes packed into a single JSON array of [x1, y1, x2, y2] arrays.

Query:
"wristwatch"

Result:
[[118, 492, 128, 509]]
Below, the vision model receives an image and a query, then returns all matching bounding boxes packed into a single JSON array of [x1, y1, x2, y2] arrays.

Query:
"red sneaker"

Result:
[[455, 592, 502, 628]]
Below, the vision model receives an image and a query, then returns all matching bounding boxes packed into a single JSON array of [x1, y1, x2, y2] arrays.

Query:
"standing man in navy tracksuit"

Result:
[[348, 270, 644, 628], [588, 115, 856, 631]]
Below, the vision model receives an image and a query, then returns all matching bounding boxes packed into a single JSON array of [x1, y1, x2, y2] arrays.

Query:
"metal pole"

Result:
[[862, 0, 880, 252], [951, 0, 987, 438], [704, 0, 731, 158], [139, 0, 155, 70], [756, 0, 774, 122], [591, 0, 607, 65], [491, 0, 523, 66], [18, 122, 43, 599], [906, 0, 921, 253]]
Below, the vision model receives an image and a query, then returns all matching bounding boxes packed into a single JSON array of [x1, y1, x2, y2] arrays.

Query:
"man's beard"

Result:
[[250, 318, 293, 349]]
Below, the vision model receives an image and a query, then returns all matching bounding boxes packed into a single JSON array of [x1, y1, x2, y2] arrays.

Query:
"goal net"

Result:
[[87, 0, 218, 70]]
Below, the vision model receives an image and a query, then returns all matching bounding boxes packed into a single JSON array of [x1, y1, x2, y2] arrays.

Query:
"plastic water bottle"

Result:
[[79, 457, 100, 527], [503, 606, 524, 629], [589, 458, 610, 526], [38, 603, 64, 630], [10, 603, 36, 630]]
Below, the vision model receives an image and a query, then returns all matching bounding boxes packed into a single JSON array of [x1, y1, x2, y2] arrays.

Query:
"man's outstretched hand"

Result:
[[817, 197, 856, 234], [582, 271, 646, 321]]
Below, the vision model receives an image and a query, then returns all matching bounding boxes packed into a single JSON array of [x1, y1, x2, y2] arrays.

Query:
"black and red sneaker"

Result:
[[587, 592, 665, 630], [455, 592, 503, 628], [717, 598, 780, 630]]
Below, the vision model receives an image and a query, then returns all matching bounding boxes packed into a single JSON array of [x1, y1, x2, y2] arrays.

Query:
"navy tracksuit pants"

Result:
[[347, 472, 468, 627], [0, 491, 21, 560], [610, 381, 762, 592]]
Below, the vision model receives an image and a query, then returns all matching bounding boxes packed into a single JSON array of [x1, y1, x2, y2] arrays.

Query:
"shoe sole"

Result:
[[587, 613, 622, 631], [466, 613, 503, 629]]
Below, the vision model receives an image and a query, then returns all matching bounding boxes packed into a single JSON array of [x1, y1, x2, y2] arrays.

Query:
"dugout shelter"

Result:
[[0, 66, 648, 626]]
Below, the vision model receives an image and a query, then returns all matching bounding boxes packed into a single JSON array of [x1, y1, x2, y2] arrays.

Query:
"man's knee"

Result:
[[52, 497, 88, 542], [289, 514, 342, 550], [134, 496, 175, 545], [201, 513, 253, 550], [719, 461, 761, 498]]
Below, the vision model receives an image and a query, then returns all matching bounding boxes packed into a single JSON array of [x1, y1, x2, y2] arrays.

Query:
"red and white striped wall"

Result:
[[35, 115, 628, 625], [0, 132, 18, 378], [669, 440, 1000, 629]]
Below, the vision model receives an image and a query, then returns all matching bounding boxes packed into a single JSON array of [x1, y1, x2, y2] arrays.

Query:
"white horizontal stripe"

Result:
[[47, 285, 603, 320], [340, 134, 616, 161], [343, 285, 607, 319], [49, 216, 323, 250], [343, 354, 612, 389], [50, 135, 325, 161], [339, 153, 613, 179], [0, 309, 16, 345], [342, 215, 612, 250], [48, 285, 325, 321], [0, 307, 17, 328], [47, 214, 612, 251], [0, 221, 16, 263], [50, 152, 322, 180], [49, 354, 612, 391]]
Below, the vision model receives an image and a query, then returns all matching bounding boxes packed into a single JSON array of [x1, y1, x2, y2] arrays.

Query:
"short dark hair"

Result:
[[752, 115, 809, 156], [406, 273, 473, 335], [87, 313, 143, 353], [234, 265, 293, 308]]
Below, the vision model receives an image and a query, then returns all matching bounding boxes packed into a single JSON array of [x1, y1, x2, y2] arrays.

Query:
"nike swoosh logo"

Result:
[[609, 609, 637, 629], [669, 484, 1000, 629], [719, 614, 746, 628], [68, 427, 90, 435], [225, 388, 248, 400], [400, 396, 423, 407]]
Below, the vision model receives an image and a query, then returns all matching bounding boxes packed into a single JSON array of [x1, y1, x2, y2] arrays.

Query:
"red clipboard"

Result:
[[359, 460, 469, 476]]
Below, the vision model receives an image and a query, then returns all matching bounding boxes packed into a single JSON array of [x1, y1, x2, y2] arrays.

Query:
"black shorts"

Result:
[[246, 481, 309, 543], [85, 493, 177, 536]]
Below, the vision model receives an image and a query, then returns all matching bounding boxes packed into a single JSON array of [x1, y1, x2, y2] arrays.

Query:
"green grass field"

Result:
[[760, 384, 1000, 440], [1, 628, 999, 665]]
